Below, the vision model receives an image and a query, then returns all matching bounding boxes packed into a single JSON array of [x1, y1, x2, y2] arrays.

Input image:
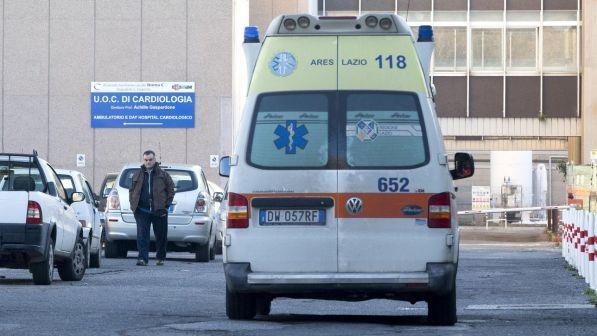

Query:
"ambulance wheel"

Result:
[[256, 297, 272, 316], [226, 286, 256, 320], [427, 284, 457, 326]]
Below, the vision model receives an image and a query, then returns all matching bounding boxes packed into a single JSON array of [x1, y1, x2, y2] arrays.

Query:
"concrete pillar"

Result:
[[568, 136, 582, 165], [232, 0, 250, 150], [582, 0, 597, 164]]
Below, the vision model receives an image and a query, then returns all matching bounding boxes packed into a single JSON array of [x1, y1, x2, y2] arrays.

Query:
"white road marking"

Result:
[[167, 320, 287, 331], [466, 304, 595, 310]]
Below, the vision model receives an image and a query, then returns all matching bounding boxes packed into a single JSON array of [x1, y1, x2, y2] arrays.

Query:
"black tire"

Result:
[[30, 238, 54, 285], [195, 243, 210, 262], [226, 285, 256, 320], [85, 237, 91, 268], [100, 229, 106, 248], [105, 240, 127, 259], [215, 239, 222, 255], [57, 236, 87, 281], [427, 285, 457, 326], [209, 239, 216, 261], [89, 249, 101, 268], [256, 297, 272, 316]]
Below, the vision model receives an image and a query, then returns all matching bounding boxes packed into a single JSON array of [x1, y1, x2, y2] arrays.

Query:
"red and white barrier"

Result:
[[561, 209, 597, 290]]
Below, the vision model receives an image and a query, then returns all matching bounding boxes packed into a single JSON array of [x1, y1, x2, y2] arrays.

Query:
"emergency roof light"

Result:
[[244, 26, 260, 43], [418, 25, 434, 42], [297, 16, 310, 28], [272, 14, 409, 35]]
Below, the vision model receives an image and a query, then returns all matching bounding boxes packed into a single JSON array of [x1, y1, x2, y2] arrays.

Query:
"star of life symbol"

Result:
[[356, 119, 379, 142], [274, 120, 309, 154], [270, 52, 297, 77]]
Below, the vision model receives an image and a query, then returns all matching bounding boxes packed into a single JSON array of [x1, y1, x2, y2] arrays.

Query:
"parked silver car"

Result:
[[104, 164, 218, 262]]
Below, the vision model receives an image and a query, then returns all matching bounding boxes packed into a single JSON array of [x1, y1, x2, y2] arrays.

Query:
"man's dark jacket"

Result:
[[129, 164, 175, 214]]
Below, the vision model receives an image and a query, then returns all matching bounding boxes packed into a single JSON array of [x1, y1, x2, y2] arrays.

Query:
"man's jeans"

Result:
[[134, 210, 168, 263]]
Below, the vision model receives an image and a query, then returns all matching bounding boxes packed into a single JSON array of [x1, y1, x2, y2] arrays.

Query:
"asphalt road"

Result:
[[1, 242, 595, 335]]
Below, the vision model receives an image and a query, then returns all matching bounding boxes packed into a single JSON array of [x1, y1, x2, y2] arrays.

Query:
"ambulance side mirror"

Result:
[[450, 153, 474, 180], [219, 156, 231, 177]]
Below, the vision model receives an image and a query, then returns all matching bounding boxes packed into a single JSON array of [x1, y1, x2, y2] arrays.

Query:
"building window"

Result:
[[323, 0, 359, 16], [506, 28, 537, 71], [361, 0, 395, 13], [472, 29, 503, 71], [434, 27, 467, 72], [543, 26, 577, 73]]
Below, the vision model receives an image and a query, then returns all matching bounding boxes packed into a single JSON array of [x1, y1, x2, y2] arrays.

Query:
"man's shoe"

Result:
[[156, 259, 164, 266], [136, 259, 147, 266]]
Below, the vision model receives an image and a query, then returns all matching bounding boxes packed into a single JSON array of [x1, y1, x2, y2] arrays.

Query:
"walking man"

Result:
[[129, 150, 175, 266]]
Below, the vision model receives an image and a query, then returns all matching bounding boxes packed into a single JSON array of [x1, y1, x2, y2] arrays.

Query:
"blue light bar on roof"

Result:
[[244, 26, 260, 43], [418, 25, 434, 42]]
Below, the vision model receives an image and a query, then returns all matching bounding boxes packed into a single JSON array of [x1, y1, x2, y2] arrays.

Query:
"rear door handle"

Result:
[[63, 205, 68, 210]]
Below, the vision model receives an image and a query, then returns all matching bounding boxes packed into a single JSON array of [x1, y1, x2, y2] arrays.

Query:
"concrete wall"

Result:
[[0, 0, 233, 190]]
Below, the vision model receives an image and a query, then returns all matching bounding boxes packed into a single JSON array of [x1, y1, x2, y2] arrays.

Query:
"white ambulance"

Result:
[[219, 14, 474, 325]]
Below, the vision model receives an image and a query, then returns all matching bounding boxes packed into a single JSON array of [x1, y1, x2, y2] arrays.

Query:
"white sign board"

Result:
[[472, 186, 491, 211], [210, 155, 219, 168], [76, 154, 86, 168]]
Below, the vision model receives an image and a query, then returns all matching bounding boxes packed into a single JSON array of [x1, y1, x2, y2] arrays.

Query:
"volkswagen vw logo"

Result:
[[346, 197, 363, 215], [270, 52, 297, 77]]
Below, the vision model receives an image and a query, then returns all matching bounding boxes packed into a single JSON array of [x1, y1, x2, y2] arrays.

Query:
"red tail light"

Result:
[[26, 201, 43, 224], [107, 189, 120, 211], [195, 194, 207, 213], [227, 193, 249, 229], [428, 192, 452, 228]]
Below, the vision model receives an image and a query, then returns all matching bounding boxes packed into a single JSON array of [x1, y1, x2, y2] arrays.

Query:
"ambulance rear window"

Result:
[[344, 92, 428, 168], [248, 93, 330, 169]]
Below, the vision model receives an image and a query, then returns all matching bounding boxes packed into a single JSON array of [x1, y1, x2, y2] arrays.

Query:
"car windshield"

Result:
[[119, 168, 197, 193], [0, 160, 45, 192]]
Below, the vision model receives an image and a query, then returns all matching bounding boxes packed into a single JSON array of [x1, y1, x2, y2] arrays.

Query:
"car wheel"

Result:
[[256, 297, 272, 316], [85, 237, 91, 268], [209, 234, 216, 261], [118, 243, 128, 258], [105, 240, 127, 258], [215, 239, 222, 255], [427, 284, 457, 326], [30, 238, 54, 285], [226, 285, 256, 320], [89, 239, 102, 268], [100, 229, 106, 249], [57, 235, 87, 281], [195, 243, 210, 262]]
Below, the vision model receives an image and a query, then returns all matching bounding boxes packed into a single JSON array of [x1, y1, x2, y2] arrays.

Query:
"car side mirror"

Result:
[[213, 191, 224, 203], [102, 188, 112, 198], [219, 156, 231, 177], [450, 153, 474, 180], [71, 192, 86, 203]]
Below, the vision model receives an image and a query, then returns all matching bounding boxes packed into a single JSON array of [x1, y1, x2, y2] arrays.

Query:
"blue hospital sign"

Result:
[[91, 82, 195, 128]]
